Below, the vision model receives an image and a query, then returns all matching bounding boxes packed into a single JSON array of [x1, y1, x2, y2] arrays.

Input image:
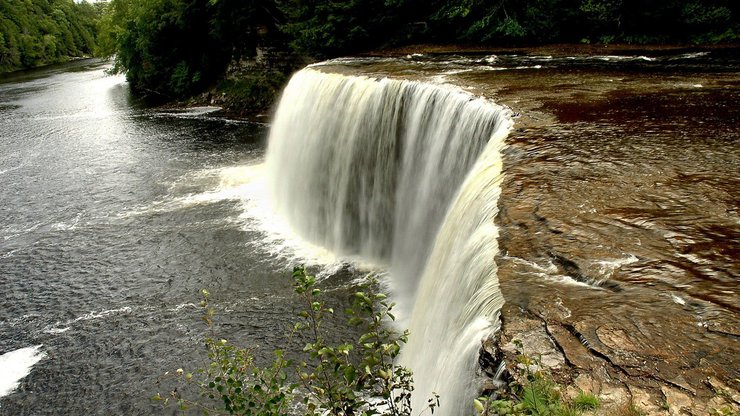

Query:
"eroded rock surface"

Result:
[[486, 301, 739, 415]]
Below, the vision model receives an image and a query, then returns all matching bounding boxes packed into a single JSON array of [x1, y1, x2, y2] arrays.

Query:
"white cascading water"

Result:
[[265, 68, 512, 415]]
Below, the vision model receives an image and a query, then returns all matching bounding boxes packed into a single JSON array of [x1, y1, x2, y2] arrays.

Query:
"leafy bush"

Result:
[[215, 71, 288, 113], [98, 0, 231, 99], [155, 267, 439, 416]]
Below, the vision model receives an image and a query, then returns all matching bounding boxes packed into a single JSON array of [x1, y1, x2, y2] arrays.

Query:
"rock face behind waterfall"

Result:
[[266, 68, 512, 416]]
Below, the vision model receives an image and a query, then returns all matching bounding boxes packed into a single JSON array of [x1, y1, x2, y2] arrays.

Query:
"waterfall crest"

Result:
[[266, 68, 512, 415]]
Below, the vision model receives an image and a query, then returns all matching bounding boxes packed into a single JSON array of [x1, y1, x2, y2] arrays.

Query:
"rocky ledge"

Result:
[[480, 299, 739, 415]]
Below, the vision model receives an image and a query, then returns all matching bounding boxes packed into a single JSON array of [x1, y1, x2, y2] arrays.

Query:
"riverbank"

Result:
[[0, 56, 98, 78], [156, 47, 310, 122], [160, 69, 289, 123]]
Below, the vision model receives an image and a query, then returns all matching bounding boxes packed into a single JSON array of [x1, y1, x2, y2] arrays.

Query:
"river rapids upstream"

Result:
[[1, 48, 738, 415]]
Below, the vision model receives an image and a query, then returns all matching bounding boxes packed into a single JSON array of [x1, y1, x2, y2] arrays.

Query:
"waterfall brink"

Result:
[[266, 68, 512, 416]]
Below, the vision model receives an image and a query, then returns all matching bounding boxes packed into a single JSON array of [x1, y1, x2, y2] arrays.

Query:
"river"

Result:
[[0, 60, 364, 414], [1, 49, 738, 415]]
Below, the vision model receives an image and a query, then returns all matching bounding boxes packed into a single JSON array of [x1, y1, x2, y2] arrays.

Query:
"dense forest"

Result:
[[0, 0, 104, 73], [4, 0, 736, 98], [98, 0, 739, 99]]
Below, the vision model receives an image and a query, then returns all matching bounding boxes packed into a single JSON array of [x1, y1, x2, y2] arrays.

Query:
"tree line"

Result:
[[8, 0, 734, 95], [0, 0, 104, 73], [97, 0, 738, 98]]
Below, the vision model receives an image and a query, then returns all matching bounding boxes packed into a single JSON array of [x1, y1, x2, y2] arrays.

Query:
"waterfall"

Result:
[[265, 68, 512, 415]]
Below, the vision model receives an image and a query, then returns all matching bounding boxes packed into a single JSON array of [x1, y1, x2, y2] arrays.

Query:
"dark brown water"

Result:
[[489, 61, 739, 394]]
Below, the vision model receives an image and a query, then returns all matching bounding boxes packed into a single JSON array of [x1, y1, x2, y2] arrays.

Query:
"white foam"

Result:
[[149, 106, 222, 119], [671, 294, 686, 305], [116, 162, 360, 272], [0, 164, 23, 175], [231, 164, 347, 268], [501, 254, 558, 274], [0, 345, 47, 398], [43, 307, 132, 334], [116, 166, 251, 218], [677, 253, 707, 265], [672, 52, 709, 60], [593, 254, 639, 274], [51, 212, 83, 231], [545, 274, 598, 288], [1, 249, 19, 259], [44, 327, 71, 334], [167, 303, 197, 312]]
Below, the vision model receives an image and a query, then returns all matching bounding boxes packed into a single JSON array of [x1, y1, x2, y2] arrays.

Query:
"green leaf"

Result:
[[344, 366, 356, 383]]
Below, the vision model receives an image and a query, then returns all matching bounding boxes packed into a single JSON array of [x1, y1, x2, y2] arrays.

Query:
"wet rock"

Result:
[[498, 305, 566, 373], [482, 295, 740, 416], [478, 335, 503, 379], [547, 323, 600, 370], [629, 386, 667, 415], [661, 386, 692, 415], [706, 376, 740, 405]]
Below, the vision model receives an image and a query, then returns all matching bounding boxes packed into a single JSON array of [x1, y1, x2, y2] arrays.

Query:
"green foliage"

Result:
[[100, 0, 739, 99], [474, 343, 600, 416], [156, 267, 438, 415], [421, 0, 740, 44], [276, 0, 408, 57], [215, 70, 288, 112], [618, 403, 647, 416], [98, 0, 232, 98], [97, 0, 284, 98], [0, 0, 103, 73], [573, 391, 599, 411], [153, 289, 294, 414]]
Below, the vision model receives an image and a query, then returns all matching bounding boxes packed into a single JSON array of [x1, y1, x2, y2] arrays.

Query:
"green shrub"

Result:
[[155, 266, 438, 415], [215, 71, 288, 113]]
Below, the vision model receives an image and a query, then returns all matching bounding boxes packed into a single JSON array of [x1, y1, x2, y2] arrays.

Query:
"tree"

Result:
[[0, 0, 102, 73], [99, 0, 282, 98]]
